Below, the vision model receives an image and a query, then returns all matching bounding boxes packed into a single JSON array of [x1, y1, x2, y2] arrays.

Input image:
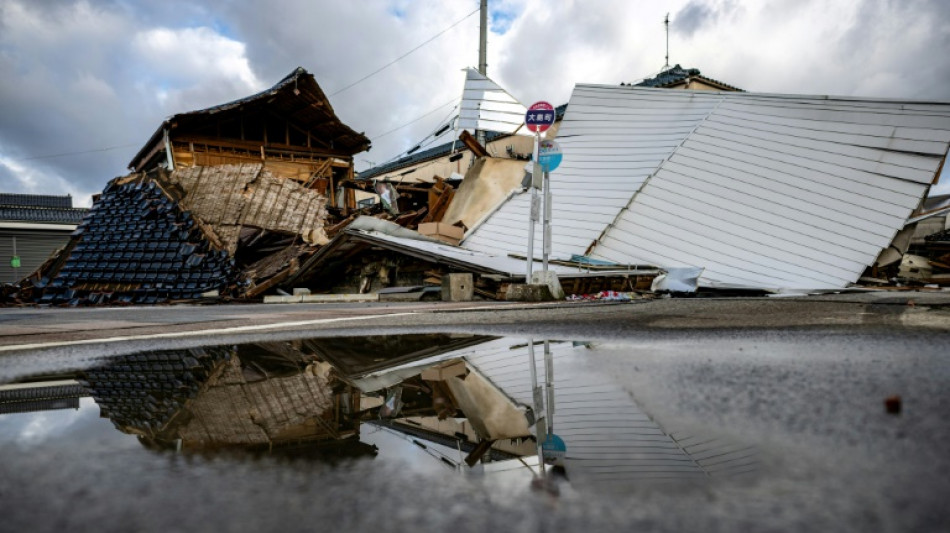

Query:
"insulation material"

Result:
[[441, 157, 527, 230], [442, 366, 531, 440]]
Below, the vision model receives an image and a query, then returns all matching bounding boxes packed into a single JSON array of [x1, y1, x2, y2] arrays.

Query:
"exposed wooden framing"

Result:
[[266, 110, 332, 150], [176, 135, 348, 159], [135, 141, 167, 173], [460, 130, 488, 157], [245, 268, 293, 298]]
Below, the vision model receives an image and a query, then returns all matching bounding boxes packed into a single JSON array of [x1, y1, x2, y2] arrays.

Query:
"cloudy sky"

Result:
[[1, 0, 949, 206]]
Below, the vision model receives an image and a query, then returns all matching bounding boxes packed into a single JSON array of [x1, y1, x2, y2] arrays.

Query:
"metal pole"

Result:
[[526, 133, 541, 281], [527, 338, 545, 475], [476, 0, 488, 149], [478, 0, 488, 76], [543, 340, 554, 433], [542, 169, 551, 272]]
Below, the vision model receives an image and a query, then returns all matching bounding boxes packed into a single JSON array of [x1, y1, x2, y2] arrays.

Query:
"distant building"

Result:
[[0, 194, 86, 283], [624, 64, 743, 91]]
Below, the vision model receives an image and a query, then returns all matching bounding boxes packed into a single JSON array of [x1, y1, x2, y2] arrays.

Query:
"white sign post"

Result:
[[524, 102, 556, 281], [537, 140, 562, 272]]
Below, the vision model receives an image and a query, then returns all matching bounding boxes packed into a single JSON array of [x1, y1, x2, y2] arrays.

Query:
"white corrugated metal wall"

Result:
[[464, 87, 716, 260], [464, 85, 950, 290], [590, 89, 950, 289]]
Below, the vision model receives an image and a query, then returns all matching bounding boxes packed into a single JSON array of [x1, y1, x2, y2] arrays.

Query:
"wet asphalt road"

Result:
[[1, 294, 949, 532]]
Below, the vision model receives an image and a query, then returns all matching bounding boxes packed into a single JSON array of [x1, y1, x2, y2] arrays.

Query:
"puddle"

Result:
[[0, 334, 755, 495], [4, 332, 949, 530]]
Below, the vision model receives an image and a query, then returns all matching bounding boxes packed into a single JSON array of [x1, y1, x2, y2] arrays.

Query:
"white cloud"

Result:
[[0, 0, 948, 204], [132, 26, 263, 96]]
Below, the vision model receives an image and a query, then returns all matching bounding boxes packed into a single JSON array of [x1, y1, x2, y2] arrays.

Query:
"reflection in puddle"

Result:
[[0, 334, 756, 493]]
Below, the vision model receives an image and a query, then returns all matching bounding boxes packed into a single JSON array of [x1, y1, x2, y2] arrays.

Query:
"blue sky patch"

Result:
[[490, 4, 521, 34]]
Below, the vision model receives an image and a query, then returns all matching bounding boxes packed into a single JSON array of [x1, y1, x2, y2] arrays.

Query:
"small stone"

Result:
[[884, 395, 901, 415]]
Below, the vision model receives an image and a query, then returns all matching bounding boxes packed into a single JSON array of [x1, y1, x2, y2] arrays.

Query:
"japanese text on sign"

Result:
[[525, 101, 555, 133]]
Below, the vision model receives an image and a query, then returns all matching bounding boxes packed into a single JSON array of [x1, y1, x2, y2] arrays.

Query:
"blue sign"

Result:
[[537, 140, 562, 172], [541, 433, 566, 464], [525, 101, 556, 133]]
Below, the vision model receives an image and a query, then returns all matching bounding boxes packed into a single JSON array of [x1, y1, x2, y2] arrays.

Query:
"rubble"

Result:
[[9, 66, 950, 307]]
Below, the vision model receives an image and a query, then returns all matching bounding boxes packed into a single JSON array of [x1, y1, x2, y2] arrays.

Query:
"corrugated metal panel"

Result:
[[459, 340, 756, 488], [586, 86, 950, 290], [349, 337, 753, 487], [0, 228, 72, 283], [458, 68, 530, 136], [464, 85, 711, 258]]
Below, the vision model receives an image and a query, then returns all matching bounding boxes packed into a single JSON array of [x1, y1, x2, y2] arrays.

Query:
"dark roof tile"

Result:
[[0, 193, 73, 209], [0, 206, 87, 224]]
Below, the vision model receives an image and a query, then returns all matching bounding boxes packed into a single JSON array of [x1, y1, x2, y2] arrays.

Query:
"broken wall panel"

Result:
[[161, 163, 329, 251]]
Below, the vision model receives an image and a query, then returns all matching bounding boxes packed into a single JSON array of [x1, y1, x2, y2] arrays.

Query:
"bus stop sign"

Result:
[[525, 101, 555, 133], [538, 140, 563, 172]]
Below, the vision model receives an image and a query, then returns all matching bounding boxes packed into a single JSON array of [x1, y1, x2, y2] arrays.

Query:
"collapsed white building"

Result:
[[461, 85, 950, 291]]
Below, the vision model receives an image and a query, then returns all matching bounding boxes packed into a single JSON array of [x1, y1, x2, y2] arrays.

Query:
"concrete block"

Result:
[[299, 293, 379, 303], [505, 284, 554, 302], [292, 288, 312, 296], [442, 273, 474, 302], [263, 295, 302, 304], [530, 271, 565, 300]]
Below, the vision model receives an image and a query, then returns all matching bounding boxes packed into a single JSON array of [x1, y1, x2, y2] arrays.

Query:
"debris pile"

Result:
[[27, 162, 337, 305], [37, 176, 234, 305]]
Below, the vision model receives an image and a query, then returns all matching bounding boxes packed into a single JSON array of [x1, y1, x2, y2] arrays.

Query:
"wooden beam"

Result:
[[176, 134, 349, 159], [459, 130, 488, 158]]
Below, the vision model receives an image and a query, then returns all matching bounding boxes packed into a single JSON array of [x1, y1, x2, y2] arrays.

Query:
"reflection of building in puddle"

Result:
[[77, 334, 499, 458], [0, 380, 85, 415], [80, 344, 364, 455], [77, 334, 756, 489], [349, 338, 758, 491]]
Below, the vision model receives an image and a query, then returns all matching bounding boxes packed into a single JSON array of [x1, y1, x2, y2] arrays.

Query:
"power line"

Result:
[[329, 7, 480, 97], [370, 98, 458, 141], [18, 143, 140, 161]]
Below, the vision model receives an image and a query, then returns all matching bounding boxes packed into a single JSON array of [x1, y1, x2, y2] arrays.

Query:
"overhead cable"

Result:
[[329, 6, 480, 97]]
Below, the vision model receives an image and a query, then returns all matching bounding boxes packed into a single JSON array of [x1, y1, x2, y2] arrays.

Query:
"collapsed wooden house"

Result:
[[20, 68, 375, 305], [80, 343, 368, 455], [129, 67, 369, 200]]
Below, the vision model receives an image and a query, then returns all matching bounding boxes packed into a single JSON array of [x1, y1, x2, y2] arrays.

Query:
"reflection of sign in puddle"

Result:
[[3, 334, 755, 493]]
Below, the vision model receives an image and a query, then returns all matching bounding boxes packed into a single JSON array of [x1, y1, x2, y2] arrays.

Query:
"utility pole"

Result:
[[477, 0, 488, 148], [479, 0, 488, 76]]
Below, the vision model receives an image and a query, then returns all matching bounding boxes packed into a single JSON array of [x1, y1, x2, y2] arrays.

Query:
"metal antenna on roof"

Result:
[[663, 13, 671, 71]]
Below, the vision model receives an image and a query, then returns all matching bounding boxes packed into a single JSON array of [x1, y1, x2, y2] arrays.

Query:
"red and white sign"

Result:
[[525, 101, 555, 133]]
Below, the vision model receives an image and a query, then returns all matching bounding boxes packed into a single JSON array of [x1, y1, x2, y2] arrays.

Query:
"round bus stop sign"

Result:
[[525, 101, 556, 133], [537, 140, 563, 172]]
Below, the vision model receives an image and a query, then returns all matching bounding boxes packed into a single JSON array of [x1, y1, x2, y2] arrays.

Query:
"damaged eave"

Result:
[[129, 67, 370, 172]]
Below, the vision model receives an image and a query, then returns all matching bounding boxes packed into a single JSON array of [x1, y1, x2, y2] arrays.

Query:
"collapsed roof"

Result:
[[129, 67, 370, 172], [463, 85, 950, 291]]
